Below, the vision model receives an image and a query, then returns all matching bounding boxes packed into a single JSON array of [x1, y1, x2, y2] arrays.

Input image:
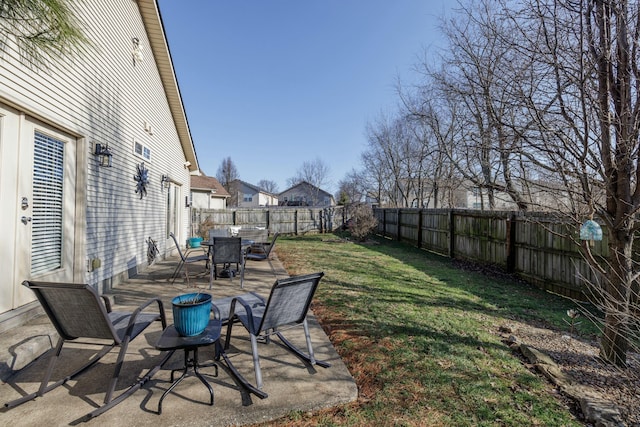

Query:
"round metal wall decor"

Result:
[[133, 162, 149, 199]]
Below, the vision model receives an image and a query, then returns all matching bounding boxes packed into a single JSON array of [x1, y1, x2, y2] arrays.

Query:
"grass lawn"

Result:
[[262, 233, 596, 427]]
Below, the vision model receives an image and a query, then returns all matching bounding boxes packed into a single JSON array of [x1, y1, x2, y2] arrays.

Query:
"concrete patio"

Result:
[[0, 253, 358, 426]]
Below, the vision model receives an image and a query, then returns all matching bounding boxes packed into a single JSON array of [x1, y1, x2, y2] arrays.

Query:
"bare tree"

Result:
[[368, 0, 639, 365], [402, 87, 467, 208], [363, 113, 407, 207], [216, 157, 239, 190], [442, 0, 640, 366], [509, 0, 640, 366], [0, 0, 88, 68], [288, 158, 330, 188], [360, 148, 391, 206], [363, 112, 435, 208], [409, 1, 535, 211], [216, 157, 239, 205], [257, 179, 278, 194], [337, 169, 368, 204]]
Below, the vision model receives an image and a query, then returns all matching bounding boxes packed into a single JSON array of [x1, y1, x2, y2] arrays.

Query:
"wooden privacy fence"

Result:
[[192, 206, 346, 236], [374, 208, 609, 300]]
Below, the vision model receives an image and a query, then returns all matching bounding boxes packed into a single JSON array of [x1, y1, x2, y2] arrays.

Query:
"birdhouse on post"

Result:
[[580, 219, 603, 247]]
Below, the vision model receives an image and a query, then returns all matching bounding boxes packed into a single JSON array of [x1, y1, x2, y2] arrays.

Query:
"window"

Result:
[[133, 139, 151, 161], [243, 194, 253, 202], [32, 132, 64, 275]]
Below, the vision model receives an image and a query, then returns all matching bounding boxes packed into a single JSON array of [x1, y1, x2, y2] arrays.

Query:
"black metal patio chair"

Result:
[[245, 232, 280, 261], [211, 272, 330, 398], [210, 236, 245, 289], [169, 232, 209, 286], [4, 281, 169, 419]]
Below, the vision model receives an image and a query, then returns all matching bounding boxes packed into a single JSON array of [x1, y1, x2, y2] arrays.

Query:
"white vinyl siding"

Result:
[[0, 0, 192, 290], [31, 132, 65, 275]]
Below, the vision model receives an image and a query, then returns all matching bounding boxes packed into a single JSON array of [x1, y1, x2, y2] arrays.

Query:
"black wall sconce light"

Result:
[[161, 174, 170, 189], [94, 143, 113, 167]]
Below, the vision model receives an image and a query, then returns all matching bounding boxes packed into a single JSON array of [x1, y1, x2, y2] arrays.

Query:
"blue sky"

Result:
[[157, 1, 451, 194]]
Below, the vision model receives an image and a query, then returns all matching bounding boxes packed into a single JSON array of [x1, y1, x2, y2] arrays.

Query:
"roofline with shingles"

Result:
[[280, 181, 335, 200], [138, 0, 198, 172]]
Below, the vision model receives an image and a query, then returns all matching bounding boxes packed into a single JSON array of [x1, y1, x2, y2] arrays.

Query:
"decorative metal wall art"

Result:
[[146, 236, 159, 264], [133, 162, 149, 199]]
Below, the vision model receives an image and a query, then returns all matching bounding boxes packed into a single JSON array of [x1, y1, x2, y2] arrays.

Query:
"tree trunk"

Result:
[[599, 234, 632, 366]]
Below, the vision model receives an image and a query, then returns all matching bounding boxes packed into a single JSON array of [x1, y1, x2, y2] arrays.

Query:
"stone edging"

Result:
[[510, 339, 626, 427]]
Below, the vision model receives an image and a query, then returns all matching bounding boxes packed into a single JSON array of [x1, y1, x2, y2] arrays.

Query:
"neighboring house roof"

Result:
[[191, 175, 230, 197], [280, 181, 335, 200], [231, 179, 278, 197], [139, 0, 198, 172]]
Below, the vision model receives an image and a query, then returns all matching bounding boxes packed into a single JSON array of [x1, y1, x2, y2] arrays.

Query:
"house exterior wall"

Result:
[[228, 180, 277, 207], [466, 189, 517, 210], [279, 182, 335, 206], [210, 196, 227, 209], [0, 0, 193, 318], [234, 182, 257, 207], [192, 190, 226, 209], [257, 193, 278, 206]]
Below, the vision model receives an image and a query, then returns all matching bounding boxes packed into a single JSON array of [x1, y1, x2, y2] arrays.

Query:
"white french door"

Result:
[[166, 183, 182, 247], [0, 104, 77, 313]]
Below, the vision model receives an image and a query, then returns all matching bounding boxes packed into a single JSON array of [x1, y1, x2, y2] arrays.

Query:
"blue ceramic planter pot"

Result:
[[188, 237, 203, 248], [172, 292, 212, 337]]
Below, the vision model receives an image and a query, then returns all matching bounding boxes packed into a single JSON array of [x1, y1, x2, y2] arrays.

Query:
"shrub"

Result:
[[347, 204, 378, 241], [198, 217, 216, 239]]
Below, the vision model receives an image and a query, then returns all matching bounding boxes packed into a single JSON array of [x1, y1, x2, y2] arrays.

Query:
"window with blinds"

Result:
[[31, 132, 64, 275]]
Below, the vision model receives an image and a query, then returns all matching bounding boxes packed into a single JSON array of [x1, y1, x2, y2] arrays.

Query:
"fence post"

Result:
[[397, 208, 401, 241], [382, 208, 386, 236], [266, 209, 270, 232], [506, 212, 517, 273], [295, 209, 298, 235], [417, 209, 423, 249], [448, 209, 455, 259]]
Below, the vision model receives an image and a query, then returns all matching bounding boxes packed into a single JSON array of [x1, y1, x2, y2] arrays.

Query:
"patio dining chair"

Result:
[[237, 228, 268, 244], [211, 272, 330, 396], [208, 228, 230, 239], [245, 232, 280, 261], [169, 232, 209, 286], [4, 281, 169, 419], [210, 237, 245, 289]]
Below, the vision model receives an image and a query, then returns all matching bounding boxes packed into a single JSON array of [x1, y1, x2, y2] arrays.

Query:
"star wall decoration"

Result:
[[133, 162, 149, 199]]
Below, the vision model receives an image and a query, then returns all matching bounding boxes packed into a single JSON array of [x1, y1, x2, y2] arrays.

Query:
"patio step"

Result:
[[0, 318, 57, 382]]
